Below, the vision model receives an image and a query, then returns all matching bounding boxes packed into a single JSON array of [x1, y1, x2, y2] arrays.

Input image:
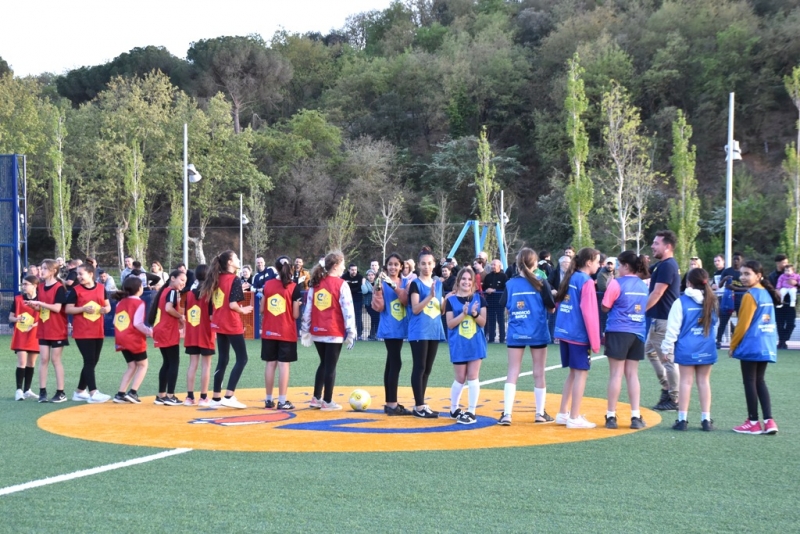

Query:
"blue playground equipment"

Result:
[[447, 220, 508, 270]]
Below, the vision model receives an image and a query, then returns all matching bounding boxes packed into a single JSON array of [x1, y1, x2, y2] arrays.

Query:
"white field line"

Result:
[[4, 352, 607, 496], [0, 448, 192, 497], [479, 355, 608, 386]]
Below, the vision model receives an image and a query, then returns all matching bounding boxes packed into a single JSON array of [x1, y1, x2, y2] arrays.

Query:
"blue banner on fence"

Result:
[[0, 155, 21, 325]]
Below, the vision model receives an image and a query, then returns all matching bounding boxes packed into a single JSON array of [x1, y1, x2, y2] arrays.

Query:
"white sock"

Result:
[[503, 383, 516, 415], [534, 387, 546, 415], [606, 411, 616, 418], [467, 379, 480, 413], [701, 411, 710, 421], [279, 395, 286, 403], [266, 395, 273, 401], [678, 411, 687, 421], [450, 380, 465, 412], [631, 409, 641, 419]]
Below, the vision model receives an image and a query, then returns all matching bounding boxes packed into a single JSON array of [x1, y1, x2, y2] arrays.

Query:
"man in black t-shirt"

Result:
[[342, 264, 365, 339], [645, 230, 681, 411], [482, 259, 508, 343]]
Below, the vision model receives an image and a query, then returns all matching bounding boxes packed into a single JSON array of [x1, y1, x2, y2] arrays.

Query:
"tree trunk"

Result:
[[115, 224, 127, 270]]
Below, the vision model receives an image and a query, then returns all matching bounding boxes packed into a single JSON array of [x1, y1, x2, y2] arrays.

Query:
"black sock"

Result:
[[40, 387, 46, 395], [224, 395, 232, 399], [24, 367, 34, 391], [213, 397, 221, 402], [200, 393, 208, 400], [56, 390, 64, 395], [187, 391, 194, 400], [118, 391, 126, 397], [129, 389, 137, 395], [15, 367, 24, 389]]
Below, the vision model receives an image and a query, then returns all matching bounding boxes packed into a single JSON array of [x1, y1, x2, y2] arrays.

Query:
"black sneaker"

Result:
[[113, 393, 128, 404], [701, 419, 714, 432], [384, 404, 412, 416], [50, 392, 67, 403], [497, 413, 512, 425], [412, 406, 439, 419], [457, 411, 477, 425], [656, 389, 670, 404], [153, 396, 166, 405], [125, 391, 141, 404], [535, 411, 554, 424], [38, 391, 49, 403], [777, 341, 788, 350], [672, 419, 688, 431], [605, 415, 618, 429], [277, 400, 295, 410], [630, 416, 647, 429], [264, 399, 276, 409], [449, 408, 464, 420], [163, 396, 181, 406], [653, 398, 678, 411]]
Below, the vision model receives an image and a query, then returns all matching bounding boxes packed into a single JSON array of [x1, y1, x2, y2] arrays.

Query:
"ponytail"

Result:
[[113, 276, 143, 301], [148, 269, 181, 325], [687, 268, 718, 337], [555, 247, 599, 302], [276, 256, 293, 288], [200, 250, 234, 301], [310, 251, 344, 288], [744, 260, 782, 306], [617, 250, 649, 279], [516, 248, 542, 291]]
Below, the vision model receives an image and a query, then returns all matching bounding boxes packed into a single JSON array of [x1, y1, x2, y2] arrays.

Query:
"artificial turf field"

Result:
[[1, 337, 798, 532]]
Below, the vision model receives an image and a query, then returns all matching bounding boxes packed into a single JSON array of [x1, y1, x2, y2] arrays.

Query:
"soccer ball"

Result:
[[349, 389, 371, 411]]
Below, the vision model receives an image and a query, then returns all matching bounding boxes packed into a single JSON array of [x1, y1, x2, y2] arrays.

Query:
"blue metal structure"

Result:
[[446, 220, 507, 270], [0, 155, 26, 322]]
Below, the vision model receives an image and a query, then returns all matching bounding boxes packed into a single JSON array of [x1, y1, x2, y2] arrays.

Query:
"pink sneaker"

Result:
[[733, 420, 763, 435], [763, 419, 779, 435], [183, 397, 196, 406], [197, 398, 210, 407], [309, 396, 322, 409]]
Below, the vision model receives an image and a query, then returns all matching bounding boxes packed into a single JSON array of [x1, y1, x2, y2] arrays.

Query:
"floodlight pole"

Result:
[[183, 123, 189, 266], [725, 93, 734, 268], [240, 194, 244, 264]]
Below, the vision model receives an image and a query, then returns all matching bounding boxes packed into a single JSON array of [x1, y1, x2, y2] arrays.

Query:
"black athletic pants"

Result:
[[76, 338, 104, 392], [410, 340, 438, 406], [383, 339, 404, 403], [313, 341, 342, 403], [158, 345, 180, 395], [740, 360, 772, 421], [214, 333, 248, 393]]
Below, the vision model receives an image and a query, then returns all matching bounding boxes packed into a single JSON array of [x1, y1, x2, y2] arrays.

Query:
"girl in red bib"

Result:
[[29, 259, 69, 403], [66, 263, 112, 403], [148, 269, 187, 406], [300, 251, 357, 411], [260, 256, 302, 410], [184, 264, 215, 406], [10, 276, 40, 401], [112, 277, 153, 404], [201, 250, 253, 409]]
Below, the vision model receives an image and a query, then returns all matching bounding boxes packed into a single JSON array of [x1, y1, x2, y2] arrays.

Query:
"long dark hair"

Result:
[[310, 251, 344, 288], [276, 256, 293, 288], [555, 247, 600, 302], [686, 268, 718, 337], [516, 248, 542, 291], [743, 260, 782, 306], [617, 250, 649, 279], [200, 250, 235, 301], [148, 269, 182, 325], [384, 252, 404, 275], [113, 276, 143, 301]]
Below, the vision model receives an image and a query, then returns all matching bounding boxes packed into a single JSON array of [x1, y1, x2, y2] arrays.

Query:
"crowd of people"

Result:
[[9, 230, 788, 434]]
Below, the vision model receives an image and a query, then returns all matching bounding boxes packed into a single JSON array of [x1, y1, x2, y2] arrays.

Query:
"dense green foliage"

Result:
[[2, 0, 800, 268]]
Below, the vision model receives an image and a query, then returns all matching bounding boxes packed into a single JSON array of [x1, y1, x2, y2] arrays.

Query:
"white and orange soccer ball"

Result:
[[349, 389, 371, 411]]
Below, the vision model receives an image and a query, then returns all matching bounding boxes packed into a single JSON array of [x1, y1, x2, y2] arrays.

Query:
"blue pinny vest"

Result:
[[377, 278, 408, 340], [605, 276, 648, 341], [446, 295, 487, 363], [673, 294, 718, 366], [505, 276, 551, 345], [732, 287, 778, 363], [407, 279, 445, 342], [554, 271, 590, 344]]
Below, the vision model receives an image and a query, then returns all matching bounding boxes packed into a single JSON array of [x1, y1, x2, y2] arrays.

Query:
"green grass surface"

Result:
[[1, 338, 798, 532]]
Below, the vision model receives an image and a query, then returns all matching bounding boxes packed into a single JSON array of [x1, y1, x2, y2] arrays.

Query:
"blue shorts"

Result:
[[560, 342, 591, 370]]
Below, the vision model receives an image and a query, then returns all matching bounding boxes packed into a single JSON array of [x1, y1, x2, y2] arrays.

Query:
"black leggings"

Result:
[[214, 334, 248, 393], [313, 342, 342, 403], [75, 338, 104, 392], [158, 345, 180, 395], [740, 360, 772, 421], [383, 339, 404, 403], [410, 340, 438, 406]]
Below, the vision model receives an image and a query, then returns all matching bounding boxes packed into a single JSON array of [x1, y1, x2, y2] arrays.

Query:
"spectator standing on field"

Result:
[[342, 264, 366, 340], [482, 259, 508, 343], [768, 254, 796, 350]]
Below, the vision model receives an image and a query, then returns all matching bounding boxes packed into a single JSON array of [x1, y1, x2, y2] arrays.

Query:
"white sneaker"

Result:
[[15, 389, 24, 401], [87, 391, 111, 404], [183, 397, 196, 406], [555, 412, 570, 425], [566, 415, 596, 429], [72, 390, 90, 402], [197, 398, 211, 407], [321, 400, 342, 411], [209, 399, 223, 408], [24, 390, 37, 399], [309, 397, 322, 409], [220, 396, 247, 409]]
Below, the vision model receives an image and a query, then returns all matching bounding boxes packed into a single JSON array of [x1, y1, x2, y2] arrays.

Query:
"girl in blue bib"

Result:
[[662, 268, 719, 431], [498, 248, 556, 426], [371, 253, 411, 416], [729, 260, 781, 435], [445, 267, 487, 425]]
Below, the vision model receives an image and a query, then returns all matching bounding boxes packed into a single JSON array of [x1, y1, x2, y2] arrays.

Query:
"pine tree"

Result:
[[667, 110, 699, 270], [564, 53, 593, 249]]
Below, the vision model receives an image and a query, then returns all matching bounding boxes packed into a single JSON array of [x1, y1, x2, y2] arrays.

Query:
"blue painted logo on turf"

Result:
[[275, 409, 495, 434]]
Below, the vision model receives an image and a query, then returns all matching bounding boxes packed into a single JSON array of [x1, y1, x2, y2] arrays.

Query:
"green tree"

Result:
[[564, 53, 593, 249], [782, 66, 800, 265], [327, 195, 360, 260], [474, 126, 499, 256], [45, 103, 71, 258], [668, 110, 699, 269]]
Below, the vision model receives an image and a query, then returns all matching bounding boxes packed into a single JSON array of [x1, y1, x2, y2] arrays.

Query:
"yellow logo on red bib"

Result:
[[15, 312, 34, 332], [154, 308, 162, 326], [83, 300, 102, 322], [268, 294, 287, 316], [314, 289, 332, 311], [187, 305, 201, 327], [40, 308, 50, 322], [115, 310, 131, 332], [213, 288, 225, 310]]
